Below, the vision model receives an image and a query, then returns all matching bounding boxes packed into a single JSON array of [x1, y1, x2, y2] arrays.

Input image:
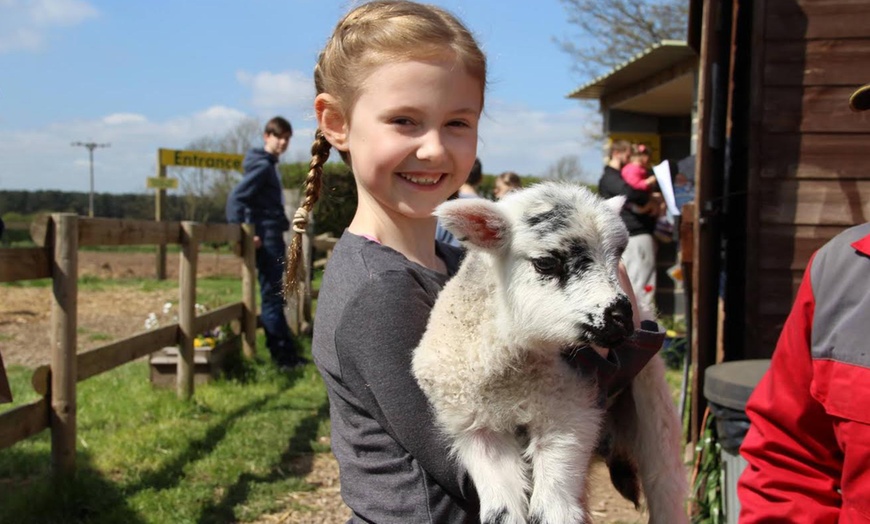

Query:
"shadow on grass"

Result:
[[0, 346, 325, 523], [0, 447, 146, 524], [125, 363, 313, 496], [197, 400, 332, 523]]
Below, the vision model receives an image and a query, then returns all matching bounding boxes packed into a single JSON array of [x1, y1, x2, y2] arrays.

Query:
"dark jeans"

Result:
[[256, 229, 298, 366]]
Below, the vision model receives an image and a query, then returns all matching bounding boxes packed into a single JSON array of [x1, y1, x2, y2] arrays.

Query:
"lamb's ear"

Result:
[[604, 195, 626, 214], [435, 198, 511, 251]]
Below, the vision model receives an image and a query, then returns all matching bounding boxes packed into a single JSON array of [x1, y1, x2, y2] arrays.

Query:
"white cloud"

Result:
[[0, 27, 40, 52], [194, 105, 248, 122], [236, 70, 315, 114], [0, 106, 252, 193], [30, 0, 98, 26], [478, 99, 603, 183], [0, 0, 98, 53], [232, 68, 319, 163], [103, 113, 147, 125]]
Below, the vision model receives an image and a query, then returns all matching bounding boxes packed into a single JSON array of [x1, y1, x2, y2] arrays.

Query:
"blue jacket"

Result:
[[225, 147, 289, 232]]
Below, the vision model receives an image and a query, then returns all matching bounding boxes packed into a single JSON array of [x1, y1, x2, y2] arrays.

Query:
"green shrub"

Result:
[[281, 161, 357, 239]]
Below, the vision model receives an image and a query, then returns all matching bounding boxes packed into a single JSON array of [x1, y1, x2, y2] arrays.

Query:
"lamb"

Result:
[[412, 182, 688, 524]]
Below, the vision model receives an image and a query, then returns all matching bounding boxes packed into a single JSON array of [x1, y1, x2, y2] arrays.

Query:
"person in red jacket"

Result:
[[737, 83, 870, 523]]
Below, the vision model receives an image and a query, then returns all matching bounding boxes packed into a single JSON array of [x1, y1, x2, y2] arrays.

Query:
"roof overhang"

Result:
[[567, 40, 697, 116]]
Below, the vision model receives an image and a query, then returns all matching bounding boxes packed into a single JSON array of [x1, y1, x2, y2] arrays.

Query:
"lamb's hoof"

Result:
[[607, 454, 641, 509]]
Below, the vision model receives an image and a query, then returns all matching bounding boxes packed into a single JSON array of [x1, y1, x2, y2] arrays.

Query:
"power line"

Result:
[[71, 141, 111, 218]]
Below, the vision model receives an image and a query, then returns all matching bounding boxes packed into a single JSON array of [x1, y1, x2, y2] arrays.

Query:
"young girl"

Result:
[[285, 2, 660, 521], [620, 143, 657, 191]]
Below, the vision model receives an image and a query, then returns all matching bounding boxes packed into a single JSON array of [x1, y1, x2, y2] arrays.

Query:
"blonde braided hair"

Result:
[[285, 130, 331, 294]]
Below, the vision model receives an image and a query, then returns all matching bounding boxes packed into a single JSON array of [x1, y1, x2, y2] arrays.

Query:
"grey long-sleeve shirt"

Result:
[[313, 231, 478, 523]]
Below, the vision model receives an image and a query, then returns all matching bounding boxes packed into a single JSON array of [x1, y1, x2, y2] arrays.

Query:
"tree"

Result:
[[556, 0, 689, 78], [544, 155, 592, 186], [175, 117, 262, 222]]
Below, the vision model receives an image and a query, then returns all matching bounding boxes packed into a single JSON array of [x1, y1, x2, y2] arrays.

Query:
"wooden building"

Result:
[[686, 0, 870, 436], [691, 0, 870, 356]]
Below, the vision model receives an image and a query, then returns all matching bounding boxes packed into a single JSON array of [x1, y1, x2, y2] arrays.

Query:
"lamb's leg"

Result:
[[600, 391, 641, 507], [615, 356, 689, 524], [526, 412, 601, 524], [454, 428, 529, 524]]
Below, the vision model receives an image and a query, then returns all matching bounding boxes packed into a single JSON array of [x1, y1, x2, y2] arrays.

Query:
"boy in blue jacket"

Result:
[[226, 116, 304, 370]]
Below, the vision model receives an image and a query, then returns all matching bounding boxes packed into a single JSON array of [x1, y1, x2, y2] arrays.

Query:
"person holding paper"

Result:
[[599, 140, 662, 312]]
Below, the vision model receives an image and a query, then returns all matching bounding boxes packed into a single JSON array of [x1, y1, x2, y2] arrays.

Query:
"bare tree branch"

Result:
[[556, 0, 688, 78], [545, 155, 589, 184], [175, 117, 262, 222]]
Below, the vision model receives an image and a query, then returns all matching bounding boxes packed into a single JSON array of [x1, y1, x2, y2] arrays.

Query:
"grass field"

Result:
[[1, 343, 332, 524]]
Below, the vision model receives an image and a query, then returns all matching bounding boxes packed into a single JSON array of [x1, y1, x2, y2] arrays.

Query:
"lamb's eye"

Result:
[[532, 256, 561, 276]]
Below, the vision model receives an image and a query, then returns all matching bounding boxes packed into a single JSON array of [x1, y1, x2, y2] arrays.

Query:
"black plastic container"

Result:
[[703, 359, 771, 523], [703, 359, 771, 453]]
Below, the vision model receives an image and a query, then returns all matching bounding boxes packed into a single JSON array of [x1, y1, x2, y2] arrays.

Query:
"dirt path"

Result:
[[0, 251, 242, 367], [250, 452, 648, 524]]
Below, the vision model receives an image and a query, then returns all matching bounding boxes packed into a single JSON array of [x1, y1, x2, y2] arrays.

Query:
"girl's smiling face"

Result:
[[323, 57, 483, 225]]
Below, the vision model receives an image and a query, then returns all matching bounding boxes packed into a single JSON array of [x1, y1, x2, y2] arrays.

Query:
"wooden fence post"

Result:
[[50, 213, 78, 475], [155, 163, 167, 280], [177, 221, 198, 400], [299, 220, 313, 335], [241, 223, 257, 358]]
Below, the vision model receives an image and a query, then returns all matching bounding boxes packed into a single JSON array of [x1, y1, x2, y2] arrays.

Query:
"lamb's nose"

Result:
[[604, 296, 634, 334]]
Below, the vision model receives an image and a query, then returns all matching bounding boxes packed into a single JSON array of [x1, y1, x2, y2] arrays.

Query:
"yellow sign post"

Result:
[[151, 148, 245, 279], [146, 176, 179, 190]]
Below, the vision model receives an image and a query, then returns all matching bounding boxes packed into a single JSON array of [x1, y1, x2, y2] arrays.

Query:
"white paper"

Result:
[[653, 160, 680, 216]]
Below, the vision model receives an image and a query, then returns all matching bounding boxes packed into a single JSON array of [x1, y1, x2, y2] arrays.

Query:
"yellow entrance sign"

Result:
[[147, 176, 179, 190], [158, 148, 245, 172]]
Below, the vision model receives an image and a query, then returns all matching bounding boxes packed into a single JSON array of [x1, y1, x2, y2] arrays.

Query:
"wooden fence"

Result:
[[0, 214, 258, 476]]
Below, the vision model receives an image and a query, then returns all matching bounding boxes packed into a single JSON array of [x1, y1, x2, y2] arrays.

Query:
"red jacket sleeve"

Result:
[[737, 259, 843, 523]]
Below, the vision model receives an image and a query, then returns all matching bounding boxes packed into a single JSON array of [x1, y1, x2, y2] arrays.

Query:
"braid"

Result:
[[285, 130, 332, 295]]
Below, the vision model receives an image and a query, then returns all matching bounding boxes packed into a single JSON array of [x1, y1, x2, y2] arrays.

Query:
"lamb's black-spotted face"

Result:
[[529, 241, 613, 288], [523, 201, 574, 233], [497, 183, 632, 349], [521, 190, 627, 288]]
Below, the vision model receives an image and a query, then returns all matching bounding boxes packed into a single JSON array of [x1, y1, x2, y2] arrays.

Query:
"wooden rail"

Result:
[[28, 215, 242, 248], [0, 214, 258, 476], [0, 399, 48, 450], [0, 247, 51, 282]]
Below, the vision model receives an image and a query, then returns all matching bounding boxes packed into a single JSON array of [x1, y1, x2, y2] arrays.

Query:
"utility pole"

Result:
[[71, 141, 110, 217]]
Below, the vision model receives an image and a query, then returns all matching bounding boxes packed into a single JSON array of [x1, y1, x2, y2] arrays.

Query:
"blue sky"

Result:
[[0, 0, 605, 194]]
